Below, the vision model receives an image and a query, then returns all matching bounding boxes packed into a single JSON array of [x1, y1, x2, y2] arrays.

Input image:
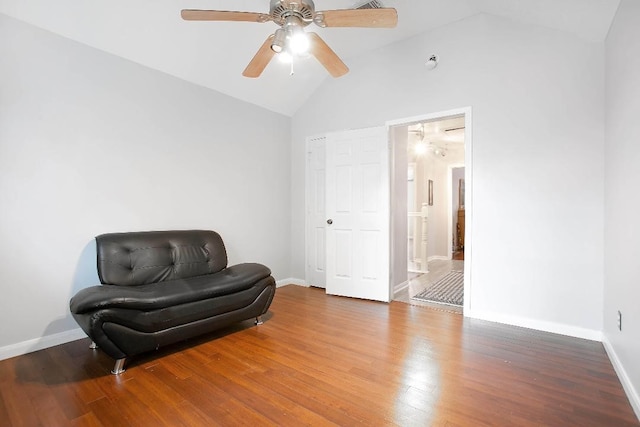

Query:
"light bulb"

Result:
[[289, 31, 309, 54], [278, 51, 293, 64], [282, 15, 309, 55], [414, 142, 427, 155], [271, 29, 286, 53]]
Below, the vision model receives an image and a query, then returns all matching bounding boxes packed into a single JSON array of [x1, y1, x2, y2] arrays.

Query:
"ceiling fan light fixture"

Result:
[[283, 15, 310, 54], [288, 30, 309, 54], [182, 1, 398, 78], [271, 28, 286, 53], [278, 51, 293, 63], [414, 142, 428, 155]]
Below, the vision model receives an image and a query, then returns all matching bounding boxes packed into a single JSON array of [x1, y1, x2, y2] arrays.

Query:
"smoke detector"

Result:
[[425, 54, 439, 70]]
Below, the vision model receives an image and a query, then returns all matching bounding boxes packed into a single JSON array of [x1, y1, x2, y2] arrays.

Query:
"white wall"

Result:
[[426, 153, 462, 259], [0, 15, 291, 354], [292, 13, 605, 338], [604, 0, 640, 417]]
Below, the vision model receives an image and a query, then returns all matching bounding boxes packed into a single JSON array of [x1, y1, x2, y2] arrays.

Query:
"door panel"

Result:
[[334, 231, 352, 278], [335, 166, 352, 212], [360, 230, 379, 280]]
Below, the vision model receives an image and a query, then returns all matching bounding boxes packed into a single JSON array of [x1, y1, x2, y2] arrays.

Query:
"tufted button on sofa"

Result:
[[70, 230, 276, 374]]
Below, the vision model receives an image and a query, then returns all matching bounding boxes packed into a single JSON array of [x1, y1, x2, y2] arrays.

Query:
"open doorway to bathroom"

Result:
[[391, 113, 467, 313]]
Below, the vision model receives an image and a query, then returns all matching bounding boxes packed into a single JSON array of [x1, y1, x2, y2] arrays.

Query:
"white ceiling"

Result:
[[0, 0, 620, 116]]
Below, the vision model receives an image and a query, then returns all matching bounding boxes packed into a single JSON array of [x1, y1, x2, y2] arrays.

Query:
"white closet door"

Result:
[[325, 127, 390, 302], [305, 136, 327, 288]]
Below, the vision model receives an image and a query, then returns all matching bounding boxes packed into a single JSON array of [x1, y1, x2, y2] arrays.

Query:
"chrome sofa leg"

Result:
[[89, 341, 98, 350], [111, 358, 126, 375], [255, 316, 264, 325]]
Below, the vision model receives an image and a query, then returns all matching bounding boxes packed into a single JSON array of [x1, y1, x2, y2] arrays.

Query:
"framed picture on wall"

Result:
[[428, 179, 434, 206]]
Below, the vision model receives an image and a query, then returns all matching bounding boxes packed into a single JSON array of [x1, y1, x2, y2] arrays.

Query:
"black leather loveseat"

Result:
[[70, 230, 276, 374]]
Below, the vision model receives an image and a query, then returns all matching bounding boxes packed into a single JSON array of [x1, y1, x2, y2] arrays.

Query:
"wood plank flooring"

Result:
[[1, 285, 638, 426]]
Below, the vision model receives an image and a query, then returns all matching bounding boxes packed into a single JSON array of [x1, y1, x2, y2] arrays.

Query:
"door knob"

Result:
[[327, 219, 333, 225]]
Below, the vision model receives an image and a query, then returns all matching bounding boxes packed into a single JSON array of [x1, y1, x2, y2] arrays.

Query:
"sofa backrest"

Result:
[[96, 230, 228, 286]]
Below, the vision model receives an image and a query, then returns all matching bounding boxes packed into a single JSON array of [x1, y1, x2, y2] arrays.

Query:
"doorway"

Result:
[[387, 108, 471, 313], [303, 108, 472, 311]]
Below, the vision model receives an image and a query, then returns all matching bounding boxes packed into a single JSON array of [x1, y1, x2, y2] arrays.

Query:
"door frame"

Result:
[[386, 106, 473, 314]]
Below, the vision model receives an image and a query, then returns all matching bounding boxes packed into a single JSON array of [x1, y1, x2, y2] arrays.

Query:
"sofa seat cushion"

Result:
[[71, 263, 270, 314], [84, 280, 273, 334]]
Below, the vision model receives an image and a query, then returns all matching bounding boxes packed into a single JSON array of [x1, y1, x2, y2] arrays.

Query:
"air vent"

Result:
[[356, 0, 384, 9]]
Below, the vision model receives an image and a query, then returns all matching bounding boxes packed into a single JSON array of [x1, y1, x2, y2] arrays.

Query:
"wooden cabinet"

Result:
[[457, 209, 465, 250]]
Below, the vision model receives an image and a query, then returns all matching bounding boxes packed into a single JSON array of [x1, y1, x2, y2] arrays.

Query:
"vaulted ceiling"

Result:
[[0, 0, 620, 116]]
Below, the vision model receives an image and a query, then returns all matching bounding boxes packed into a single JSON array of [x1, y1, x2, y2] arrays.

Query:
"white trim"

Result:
[[428, 255, 450, 262], [603, 335, 640, 420], [276, 278, 308, 288], [461, 109, 472, 315], [465, 308, 603, 342], [0, 328, 86, 361], [393, 279, 410, 295], [386, 108, 472, 127]]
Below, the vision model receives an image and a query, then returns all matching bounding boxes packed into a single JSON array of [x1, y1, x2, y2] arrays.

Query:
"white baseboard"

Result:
[[393, 279, 410, 295], [602, 335, 640, 420], [428, 255, 451, 262], [276, 278, 308, 288], [465, 308, 603, 342], [0, 328, 87, 361]]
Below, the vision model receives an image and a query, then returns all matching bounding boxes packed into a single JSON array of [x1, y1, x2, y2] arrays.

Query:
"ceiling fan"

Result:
[[181, 0, 398, 78]]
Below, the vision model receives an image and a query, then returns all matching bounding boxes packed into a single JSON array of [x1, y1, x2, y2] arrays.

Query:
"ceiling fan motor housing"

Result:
[[270, 0, 316, 26]]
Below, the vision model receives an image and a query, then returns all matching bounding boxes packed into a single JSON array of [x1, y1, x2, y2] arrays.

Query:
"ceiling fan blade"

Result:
[[316, 8, 398, 28], [181, 10, 269, 23], [308, 33, 349, 78], [243, 35, 276, 78]]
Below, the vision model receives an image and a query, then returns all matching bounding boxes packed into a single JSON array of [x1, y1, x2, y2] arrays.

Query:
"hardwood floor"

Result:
[[1, 285, 638, 426]]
